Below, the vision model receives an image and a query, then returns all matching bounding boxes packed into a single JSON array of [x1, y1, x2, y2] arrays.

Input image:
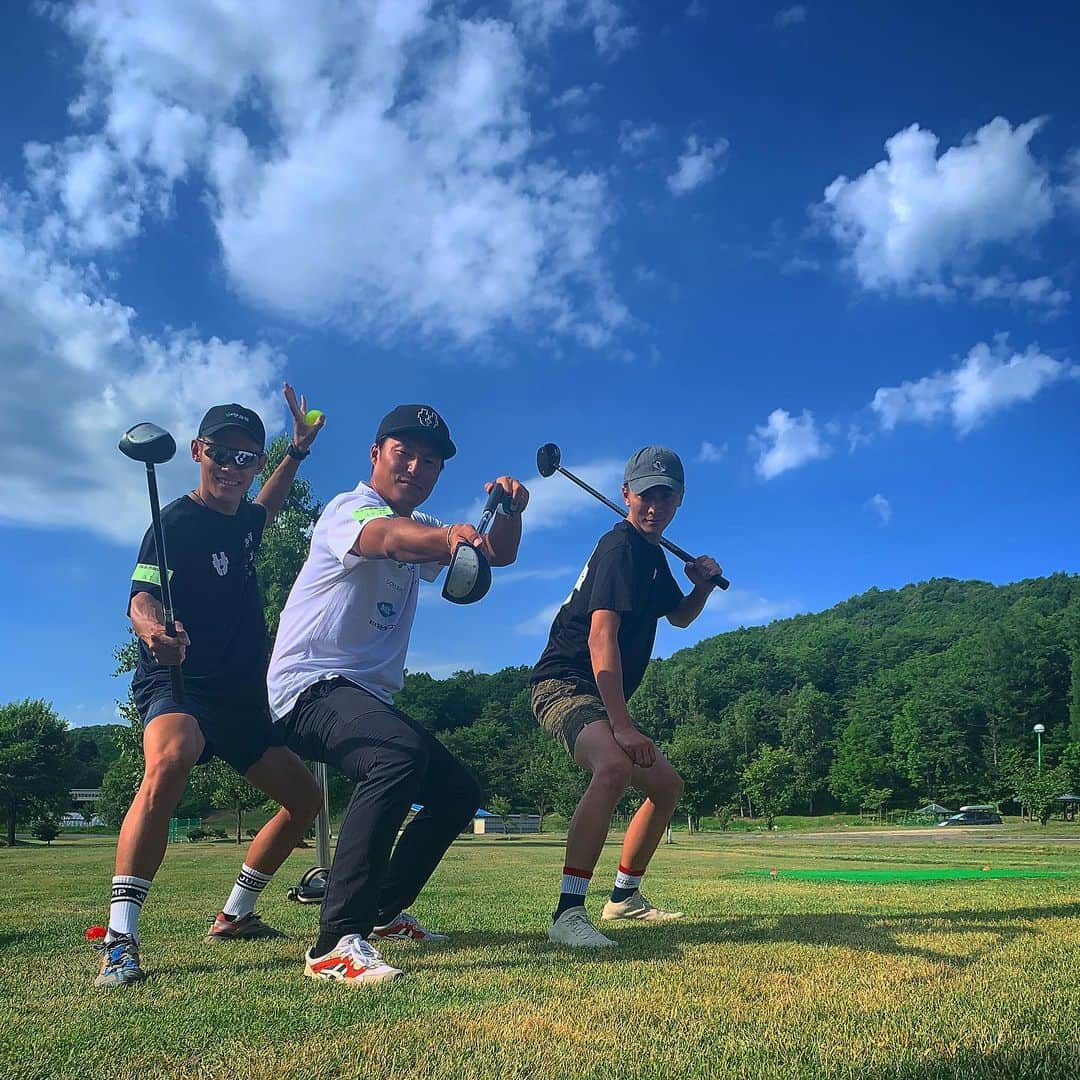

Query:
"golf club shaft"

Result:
[[313, 761, 331, 868], [554, 465, 730, 590], [145, 463, 185, 702], [476, 483, 510, 537]]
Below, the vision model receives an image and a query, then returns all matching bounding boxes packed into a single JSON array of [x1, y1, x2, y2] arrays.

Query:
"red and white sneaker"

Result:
[[304, 934, 402, 986], [205, 911, 286, 943], [370, 911, 448, 944]]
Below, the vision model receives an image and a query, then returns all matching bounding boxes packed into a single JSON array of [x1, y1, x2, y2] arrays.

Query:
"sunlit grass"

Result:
[[3, 831, 1080, 1079]]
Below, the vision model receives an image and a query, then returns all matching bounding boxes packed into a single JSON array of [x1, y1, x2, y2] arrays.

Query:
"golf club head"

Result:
[[536, 443, 561, 478], [119, 422, 177, 465], [442, 542, 493, 605]]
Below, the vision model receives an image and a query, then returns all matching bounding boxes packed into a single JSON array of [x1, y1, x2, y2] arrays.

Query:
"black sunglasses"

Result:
[[198, 439, 264, 469]]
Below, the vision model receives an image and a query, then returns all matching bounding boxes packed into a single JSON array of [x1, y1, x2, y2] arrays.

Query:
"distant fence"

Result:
[[473, 814, 541, 835], [168, 818, 202, 843]]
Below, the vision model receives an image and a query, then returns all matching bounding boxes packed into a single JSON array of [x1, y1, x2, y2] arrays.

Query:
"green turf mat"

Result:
[[749, 867, 1070, 882]]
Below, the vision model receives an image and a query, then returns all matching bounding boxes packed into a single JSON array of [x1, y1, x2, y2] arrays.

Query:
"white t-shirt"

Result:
[[267, 480, 444, 718]]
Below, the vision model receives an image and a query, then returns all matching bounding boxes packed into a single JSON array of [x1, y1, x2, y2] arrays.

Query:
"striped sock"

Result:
[[610, 864, 645, 903], [554, 865, 592, 920], [108, 875, 151, 943], [222, 863, 273, 919]]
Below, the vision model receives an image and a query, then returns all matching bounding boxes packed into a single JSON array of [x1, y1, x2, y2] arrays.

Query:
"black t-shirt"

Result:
[[530, 521, 683, 700], [129, 496, 269, 702]]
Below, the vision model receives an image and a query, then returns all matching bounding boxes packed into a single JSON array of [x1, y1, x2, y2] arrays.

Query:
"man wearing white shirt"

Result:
[[268, 404, 529, 986]]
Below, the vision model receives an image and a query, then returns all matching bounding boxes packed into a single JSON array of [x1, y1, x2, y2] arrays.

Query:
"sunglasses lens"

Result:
[[203, 443, 260, 468]]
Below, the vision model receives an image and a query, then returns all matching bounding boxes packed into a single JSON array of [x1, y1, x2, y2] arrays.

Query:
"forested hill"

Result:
[[396, 573, 1080, 816]]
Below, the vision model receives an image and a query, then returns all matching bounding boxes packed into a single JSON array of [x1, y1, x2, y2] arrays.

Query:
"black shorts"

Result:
[[133, 677, 281, 774]]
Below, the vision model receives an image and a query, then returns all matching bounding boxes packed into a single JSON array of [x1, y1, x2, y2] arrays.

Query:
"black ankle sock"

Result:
[[553, 893, 585, 920], [313, 931, 342, 957]]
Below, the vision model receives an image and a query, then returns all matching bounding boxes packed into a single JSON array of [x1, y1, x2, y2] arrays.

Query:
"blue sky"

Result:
[[1, 1, 1077, 728]]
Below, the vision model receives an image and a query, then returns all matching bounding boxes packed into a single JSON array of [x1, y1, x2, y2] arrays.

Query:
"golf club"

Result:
[[442, 483, 512, 604], [536, 443, 730, 590], [118, 423, 185, 701]]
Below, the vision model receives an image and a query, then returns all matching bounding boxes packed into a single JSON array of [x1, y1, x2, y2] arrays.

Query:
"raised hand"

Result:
[[283, 382, 326, 452]]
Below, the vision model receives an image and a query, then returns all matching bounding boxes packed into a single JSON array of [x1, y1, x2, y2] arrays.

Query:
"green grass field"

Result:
[[4, 829, 1080, 1080]]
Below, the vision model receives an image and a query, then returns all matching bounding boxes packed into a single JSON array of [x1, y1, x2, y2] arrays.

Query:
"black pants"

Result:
[[282, 678, 483, 938]]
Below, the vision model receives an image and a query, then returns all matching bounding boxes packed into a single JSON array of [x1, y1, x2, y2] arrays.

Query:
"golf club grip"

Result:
[[658, 540, 731, 591], [168, 664, 185, 702]]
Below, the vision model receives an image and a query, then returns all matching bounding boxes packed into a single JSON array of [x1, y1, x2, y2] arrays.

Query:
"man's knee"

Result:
[[141, 751, 192, 805], [641, 766, 683, 813], [589, 755, 633, 800]]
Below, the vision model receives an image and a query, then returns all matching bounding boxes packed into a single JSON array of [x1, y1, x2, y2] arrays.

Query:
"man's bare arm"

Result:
[[129, 591, 189, 665]]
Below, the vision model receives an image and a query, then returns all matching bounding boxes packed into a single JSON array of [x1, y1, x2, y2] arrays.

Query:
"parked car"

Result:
[[937, 810, 1003, 826]]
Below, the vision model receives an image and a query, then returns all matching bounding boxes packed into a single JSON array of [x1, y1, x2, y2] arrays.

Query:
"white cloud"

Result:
[[667, 135, 729, 196], [552, 83, 601, 109], [870, 336, 1077, 436], [773, 6, 807, 29], [469, 457, 625, 531], [0, 195, 284, 544], [511, 0, 638, 57], [750, 409, 830, 479], [955, 272, 1070, 311], [696, 440, 727, 463], [703, 587, 799, 629], [494, 565, 577, 587], [38, 1, 627, 349], [1064, 149, 1080, 211], [865, 494, 892, 525], [618, 121, 661, 156], [819, 117, 1056, 301], [515, 601, 563, 636]]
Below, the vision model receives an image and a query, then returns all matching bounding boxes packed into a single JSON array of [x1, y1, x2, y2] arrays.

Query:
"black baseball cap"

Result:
[[375, 404, 456, 460], [198, 404, 266, 448], [624, 446, 685, 495]]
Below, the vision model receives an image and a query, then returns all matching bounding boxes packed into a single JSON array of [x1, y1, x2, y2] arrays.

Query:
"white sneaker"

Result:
[[547, 906, 616, 948], [370, 911, 448, 944], [304, 934, 403, 986], [601, 891, 684, 922]]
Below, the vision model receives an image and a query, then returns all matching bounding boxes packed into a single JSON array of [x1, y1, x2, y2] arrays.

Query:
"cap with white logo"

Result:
[[623, 446, 684, 495], [197, 404, 266, 448]]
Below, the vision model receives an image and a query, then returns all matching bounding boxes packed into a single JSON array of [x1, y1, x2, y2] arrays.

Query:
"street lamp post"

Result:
[[1033, 724, 1045, 774]]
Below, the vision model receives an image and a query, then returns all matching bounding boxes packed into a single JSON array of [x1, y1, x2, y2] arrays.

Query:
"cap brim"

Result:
[[626, 475, 682, 495], [383, 426, 456, 460]]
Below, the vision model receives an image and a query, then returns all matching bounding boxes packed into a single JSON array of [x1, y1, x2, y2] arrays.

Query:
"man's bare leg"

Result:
[[602, 753, 685, 921], [114, 712, 204, 882], [207, 746, 323, 938]]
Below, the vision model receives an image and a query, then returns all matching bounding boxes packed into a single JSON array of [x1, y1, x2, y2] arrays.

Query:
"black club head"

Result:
[[536, 443, 562, 478], [119, 423, 177, 465]]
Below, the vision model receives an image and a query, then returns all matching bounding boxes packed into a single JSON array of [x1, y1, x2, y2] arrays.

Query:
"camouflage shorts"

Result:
[[531, 677, 609, 756]]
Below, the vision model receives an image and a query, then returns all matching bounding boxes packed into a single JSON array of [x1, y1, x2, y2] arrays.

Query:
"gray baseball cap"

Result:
[[623, 446, 685, 495]]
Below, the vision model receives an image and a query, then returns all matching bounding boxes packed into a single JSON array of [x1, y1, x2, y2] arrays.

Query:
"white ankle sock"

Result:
[[109, 875, 151, 942], [222, 863, 272, 918]]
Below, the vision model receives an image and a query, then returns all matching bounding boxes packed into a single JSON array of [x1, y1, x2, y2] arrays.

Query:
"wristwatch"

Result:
[[286, 444, 309, 461]]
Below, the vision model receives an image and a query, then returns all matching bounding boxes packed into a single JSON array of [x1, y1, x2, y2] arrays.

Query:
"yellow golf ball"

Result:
[[304, 409, 324, 425]]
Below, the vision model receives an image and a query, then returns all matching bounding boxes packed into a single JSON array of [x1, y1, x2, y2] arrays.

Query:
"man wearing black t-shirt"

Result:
[[94, 386, 325, 988], [530, 447, 722, 948]]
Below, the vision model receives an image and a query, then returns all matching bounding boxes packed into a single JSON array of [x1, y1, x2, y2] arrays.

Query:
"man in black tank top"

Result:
[[530, 447, 723, 948]]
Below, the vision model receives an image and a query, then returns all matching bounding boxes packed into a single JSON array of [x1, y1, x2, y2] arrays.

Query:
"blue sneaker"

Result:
[[94, 932, 146, 988]]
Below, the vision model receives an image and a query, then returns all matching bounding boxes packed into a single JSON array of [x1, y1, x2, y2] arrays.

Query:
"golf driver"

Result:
[[118, 422, 185, 701], [536, 443, 730, 590], [442, 483, 512, 604]]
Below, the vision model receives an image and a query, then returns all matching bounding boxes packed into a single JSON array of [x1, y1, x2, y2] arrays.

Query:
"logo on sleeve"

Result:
[[211, 552, 229, 577]]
